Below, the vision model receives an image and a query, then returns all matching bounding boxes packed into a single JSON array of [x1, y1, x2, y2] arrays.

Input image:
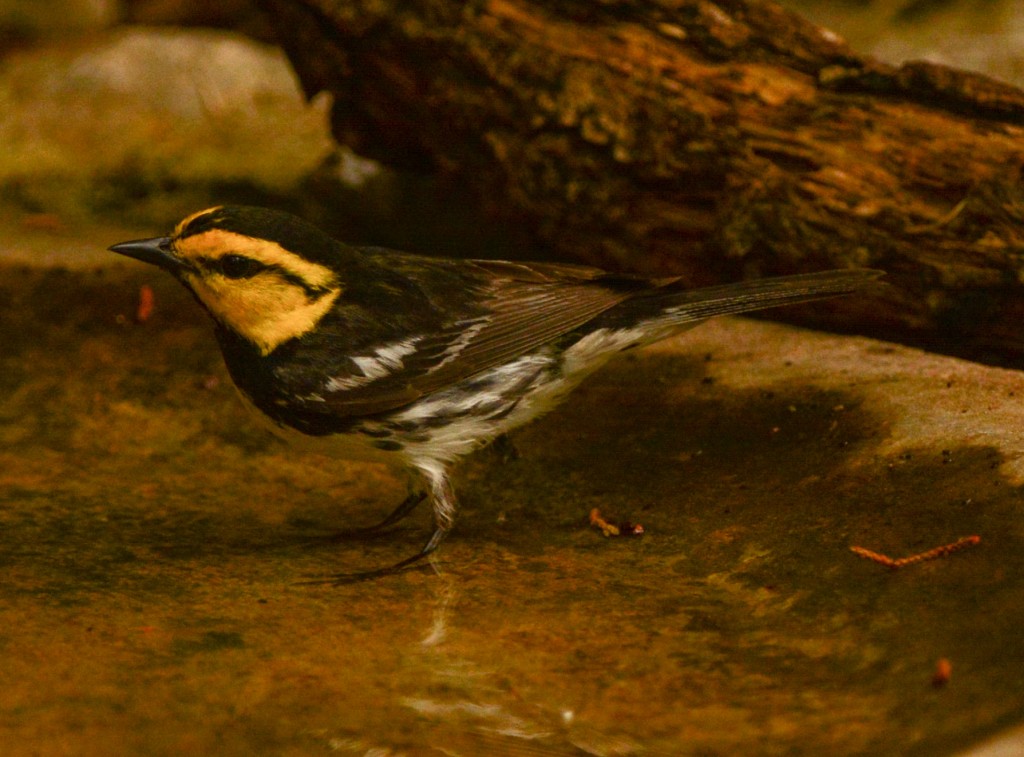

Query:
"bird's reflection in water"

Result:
[[404, 572, 644, 756]]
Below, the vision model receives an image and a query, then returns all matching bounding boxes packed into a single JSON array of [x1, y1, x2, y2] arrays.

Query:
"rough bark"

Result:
[[258, 0, 1024, 363]]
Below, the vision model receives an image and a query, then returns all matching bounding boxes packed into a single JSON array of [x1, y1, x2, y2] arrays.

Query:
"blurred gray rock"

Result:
[[60, 27, 308, 119], [0, 27, 336, 228]]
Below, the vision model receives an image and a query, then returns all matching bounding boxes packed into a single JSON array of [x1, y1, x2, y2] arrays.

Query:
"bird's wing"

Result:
[[308, 259, 653, 418]]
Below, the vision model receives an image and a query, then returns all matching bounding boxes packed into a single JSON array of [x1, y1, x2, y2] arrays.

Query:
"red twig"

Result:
[[850, 536, 980, 569]]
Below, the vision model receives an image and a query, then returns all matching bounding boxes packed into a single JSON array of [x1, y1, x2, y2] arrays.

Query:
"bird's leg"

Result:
[[303, 462, 457, 585], [328, 489, 427, 539], [316, 524, 449, 585]]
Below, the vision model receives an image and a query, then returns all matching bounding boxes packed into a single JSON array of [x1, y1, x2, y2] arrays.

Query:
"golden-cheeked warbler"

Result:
[[110, 205, 880, 582]]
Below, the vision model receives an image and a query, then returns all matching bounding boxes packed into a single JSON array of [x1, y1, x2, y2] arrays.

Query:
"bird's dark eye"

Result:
[[218, 255, 262, 279]]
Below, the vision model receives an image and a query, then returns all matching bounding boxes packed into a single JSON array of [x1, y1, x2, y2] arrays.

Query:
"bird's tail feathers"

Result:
[[617, 268, 882, 331]]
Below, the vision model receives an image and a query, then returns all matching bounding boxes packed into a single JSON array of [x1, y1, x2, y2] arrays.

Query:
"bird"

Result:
[[110, 205, 880, 582]]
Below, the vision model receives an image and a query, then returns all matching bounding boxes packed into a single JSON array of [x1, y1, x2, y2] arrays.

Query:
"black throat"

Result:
[[212, 326, 356, 437]]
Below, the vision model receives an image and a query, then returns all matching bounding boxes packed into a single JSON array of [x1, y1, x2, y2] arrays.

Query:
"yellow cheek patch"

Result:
[[187, 273, 341, 355], [175, 227, 342, 355]]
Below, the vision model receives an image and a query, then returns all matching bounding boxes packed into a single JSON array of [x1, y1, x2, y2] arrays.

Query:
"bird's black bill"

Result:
[[109, 236, 185, 274]]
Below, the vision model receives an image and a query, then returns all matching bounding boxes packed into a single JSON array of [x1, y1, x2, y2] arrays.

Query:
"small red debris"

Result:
[[589, 508, 644, 538], [136, 284, 155, 323]]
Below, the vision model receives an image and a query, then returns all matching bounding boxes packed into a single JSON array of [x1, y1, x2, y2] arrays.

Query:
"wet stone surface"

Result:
[[0, 264, 1022, 755]]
